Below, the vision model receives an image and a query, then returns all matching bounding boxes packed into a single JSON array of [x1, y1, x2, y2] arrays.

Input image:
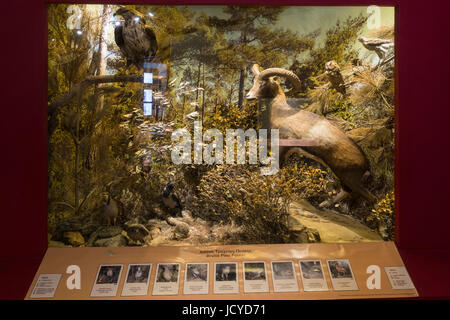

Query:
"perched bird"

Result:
[[162, 182, 182, 216], [135, 267, 143, 281], [161, 266, 172, 282], [98, 267, 114, 283], [358, 36, 394, 66], [189, 266, 206, 281], [141, 156, 152, 176], [114, 6, 158, 69], [102, 193, 119, 226], [325, 60, 346, 95], [221, 265, 231, 281]]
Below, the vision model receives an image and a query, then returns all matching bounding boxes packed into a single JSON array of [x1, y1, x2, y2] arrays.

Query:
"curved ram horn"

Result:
[[251, 64, 261, 76], [259, 68, 302, 94]]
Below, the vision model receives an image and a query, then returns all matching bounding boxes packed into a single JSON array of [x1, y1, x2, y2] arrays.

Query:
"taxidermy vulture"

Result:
[[358, 36, 394, 65], [114, 7, 158, 68]]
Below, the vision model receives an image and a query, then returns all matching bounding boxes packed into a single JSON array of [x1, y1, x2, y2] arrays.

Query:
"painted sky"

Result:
[[189, 5, 394, 37], [78, 5, 395, 69], [189, 5, 394, 62]]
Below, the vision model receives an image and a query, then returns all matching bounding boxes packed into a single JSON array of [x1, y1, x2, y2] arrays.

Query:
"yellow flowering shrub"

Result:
[[193, 161, 330, 244], [366, 190, 394, 240], [211, 102, 259, 132]]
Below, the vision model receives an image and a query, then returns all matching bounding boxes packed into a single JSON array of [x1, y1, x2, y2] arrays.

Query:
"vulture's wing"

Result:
[[145, 25, 158, 57], [364, 38, 393, 46], [114, 25, 125, 49]]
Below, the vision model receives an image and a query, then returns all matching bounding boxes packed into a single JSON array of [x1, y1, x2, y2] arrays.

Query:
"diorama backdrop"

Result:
[[47, 4, 395, 248]]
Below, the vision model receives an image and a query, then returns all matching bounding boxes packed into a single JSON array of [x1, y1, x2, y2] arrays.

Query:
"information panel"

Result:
[[26, 242, 417, 300]]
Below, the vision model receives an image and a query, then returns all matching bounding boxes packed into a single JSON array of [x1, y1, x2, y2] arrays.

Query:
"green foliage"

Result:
[[309, 14, 368, 76], [330, 99, 355, 128], [290, 14, 368, 94]]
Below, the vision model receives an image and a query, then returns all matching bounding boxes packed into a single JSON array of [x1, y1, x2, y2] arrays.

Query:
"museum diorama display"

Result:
[[26, 3, 417, 299]]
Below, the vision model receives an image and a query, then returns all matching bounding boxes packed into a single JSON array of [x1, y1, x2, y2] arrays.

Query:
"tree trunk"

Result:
[[237, 68, 245, 108], [196, 61, 201, 111], [48, 74, 144, 137], [74, 90, 82, 214], [201, 63, 205, 121], [95, 4, 110, 111]]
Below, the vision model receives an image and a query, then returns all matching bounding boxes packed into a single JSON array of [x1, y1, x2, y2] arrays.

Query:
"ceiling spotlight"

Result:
[[133, 16, 140, 22], [148, 12, 154, 17], [76, 30, 83, 35]]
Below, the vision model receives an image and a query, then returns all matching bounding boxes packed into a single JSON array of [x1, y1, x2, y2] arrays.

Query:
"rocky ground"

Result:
[[48, 199, 381, 248], [289, 200, 382, 243]]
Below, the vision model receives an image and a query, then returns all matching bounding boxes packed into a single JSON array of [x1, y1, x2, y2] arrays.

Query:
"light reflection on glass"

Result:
[[143, 103, 152, 116]]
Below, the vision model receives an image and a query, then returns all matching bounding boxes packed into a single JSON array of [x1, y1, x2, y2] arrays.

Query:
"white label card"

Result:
[[271, 261, 299, 293], [152, 263, 181, 295], [213, 262, 239, 294], [243, 261, 269, 293], [183, 263, 209, 295], [90, 264, 123, 297], [30, 274, 62, 299], [121, 264, 152, 297], [299, 260, 329, 292], [385, 266, 415, 290], [327, 259, 359, 291]]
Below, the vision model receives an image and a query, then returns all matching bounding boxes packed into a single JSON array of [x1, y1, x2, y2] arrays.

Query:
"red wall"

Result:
[[1, 0, 449, 262]]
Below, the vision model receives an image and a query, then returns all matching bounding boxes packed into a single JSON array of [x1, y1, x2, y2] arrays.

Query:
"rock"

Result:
[[96, 226, 123, 238], [94, 234, 128, 247], [306, 228, 321, 242], [48, 240, 69, 248], [149, 228, 161, 239], [158, 220, 171, 232], [123, 222, 150, 242], [52, 219, 83, 241], [86, 231, 99, 247], [79, 223, 98, 239], [173, 223, 190, 240], [147, 218, 160, 226], [63, 231, 85, 246], [288, 215, 306, 231], [181, 210, 193, 221], [289, 200, 382, 243], [166, 217, 177, 226], [288, 215, 321, 243]]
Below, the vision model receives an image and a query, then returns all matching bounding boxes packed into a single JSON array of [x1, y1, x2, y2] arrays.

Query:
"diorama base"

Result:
[[25, 241, 417, 300]]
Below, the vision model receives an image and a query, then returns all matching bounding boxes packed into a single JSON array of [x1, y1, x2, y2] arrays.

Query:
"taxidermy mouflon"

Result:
[[162, 182, 182, 216]]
